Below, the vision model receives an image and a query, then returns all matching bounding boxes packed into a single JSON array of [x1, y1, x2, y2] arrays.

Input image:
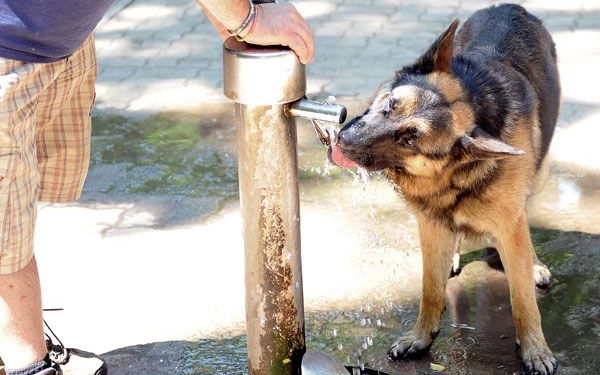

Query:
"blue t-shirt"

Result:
[[0, 0, 116, 63]]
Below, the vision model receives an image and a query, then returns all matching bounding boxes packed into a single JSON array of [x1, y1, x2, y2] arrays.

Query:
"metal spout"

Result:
[[286, 99, 347, 124]]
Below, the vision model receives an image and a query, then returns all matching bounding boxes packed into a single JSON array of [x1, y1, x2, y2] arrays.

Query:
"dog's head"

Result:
[[331, 20, 524, 175]]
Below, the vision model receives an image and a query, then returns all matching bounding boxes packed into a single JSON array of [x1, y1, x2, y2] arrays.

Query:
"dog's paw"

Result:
[[387, 332, 434, 359], [533, 263, 553, 289], [522, 347, 557, 375]]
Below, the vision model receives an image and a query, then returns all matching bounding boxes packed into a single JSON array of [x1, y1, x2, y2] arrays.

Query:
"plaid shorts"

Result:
[[0, 36, 96, 274]]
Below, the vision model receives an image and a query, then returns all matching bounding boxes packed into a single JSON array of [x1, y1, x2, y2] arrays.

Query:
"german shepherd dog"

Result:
[[330, 4, 560, 374]]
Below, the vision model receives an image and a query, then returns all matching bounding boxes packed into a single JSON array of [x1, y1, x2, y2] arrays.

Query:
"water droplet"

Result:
[[558, 179, 581, 208], [351, 167, 371, 188]]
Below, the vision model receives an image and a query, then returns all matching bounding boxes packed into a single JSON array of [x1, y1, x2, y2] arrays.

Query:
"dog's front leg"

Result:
[[388, 215, 454, 359], [496, 212, 557, 375]]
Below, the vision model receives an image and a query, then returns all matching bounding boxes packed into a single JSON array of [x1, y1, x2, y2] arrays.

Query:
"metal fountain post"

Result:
[[223, 38, 346, 375]]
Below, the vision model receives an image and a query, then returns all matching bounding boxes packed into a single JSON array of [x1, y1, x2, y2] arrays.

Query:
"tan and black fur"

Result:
[[333, 4, 560, 374]]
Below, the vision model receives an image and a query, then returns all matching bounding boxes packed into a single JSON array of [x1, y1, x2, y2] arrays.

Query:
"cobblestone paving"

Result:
[[95, 0, 598, 110]]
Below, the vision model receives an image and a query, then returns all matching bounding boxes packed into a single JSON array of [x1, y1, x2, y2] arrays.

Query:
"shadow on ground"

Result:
[[102, 228, 600, 375]]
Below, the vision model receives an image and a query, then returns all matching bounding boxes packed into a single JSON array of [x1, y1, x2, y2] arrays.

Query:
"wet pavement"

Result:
[[4, 0, 598, 374]]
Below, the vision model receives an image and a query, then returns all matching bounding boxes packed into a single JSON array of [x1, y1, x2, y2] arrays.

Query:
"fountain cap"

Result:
[[223, 38, 306, 105]]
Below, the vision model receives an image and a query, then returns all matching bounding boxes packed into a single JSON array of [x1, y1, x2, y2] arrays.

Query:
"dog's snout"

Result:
[[338, 116, 367, 147], [337, 129, 351, 146]]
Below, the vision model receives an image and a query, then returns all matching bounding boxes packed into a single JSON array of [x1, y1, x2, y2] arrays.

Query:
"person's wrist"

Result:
[[227, 0, 255, 37], [236, 4, 259, 41]]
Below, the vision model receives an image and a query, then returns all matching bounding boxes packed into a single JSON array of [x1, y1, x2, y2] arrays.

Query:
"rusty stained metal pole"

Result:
[[223, 38, 346, 375], [236, 103, 304, 374], [224, 39, 306, 375]]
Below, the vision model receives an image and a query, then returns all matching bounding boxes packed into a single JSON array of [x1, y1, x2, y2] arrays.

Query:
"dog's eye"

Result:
[[393, 129, 418, 148]]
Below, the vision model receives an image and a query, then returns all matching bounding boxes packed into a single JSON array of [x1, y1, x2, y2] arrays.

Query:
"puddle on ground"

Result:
[[92, 109, 600, 374]]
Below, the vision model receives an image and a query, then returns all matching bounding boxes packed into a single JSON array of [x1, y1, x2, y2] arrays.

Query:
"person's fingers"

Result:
[[284, 4, 314, 62], [282, 22, 314, 63], [290, 6, 313, 38], [247, 3, 314, 63], [286, 32, 311, 64], [291, 13, 314, 62]]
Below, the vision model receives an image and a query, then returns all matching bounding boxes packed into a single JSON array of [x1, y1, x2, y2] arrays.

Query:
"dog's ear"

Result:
[[428, 19, 460, 73], [407, 19, 459, 75], [458, 130, 525, 160]]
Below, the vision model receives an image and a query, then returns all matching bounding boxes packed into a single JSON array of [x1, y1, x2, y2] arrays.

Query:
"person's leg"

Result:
[[35, 36, 105, 375], [0, 35, 96, 374], [0, 57, 49, 371], [0, 258, 46, 369]]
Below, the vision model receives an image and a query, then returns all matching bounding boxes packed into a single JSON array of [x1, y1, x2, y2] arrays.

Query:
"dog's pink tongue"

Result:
[[330, 144, 357, 168]]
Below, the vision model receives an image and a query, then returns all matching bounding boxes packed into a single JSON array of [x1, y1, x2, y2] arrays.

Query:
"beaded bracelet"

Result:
[[227, 0, 255, 37]]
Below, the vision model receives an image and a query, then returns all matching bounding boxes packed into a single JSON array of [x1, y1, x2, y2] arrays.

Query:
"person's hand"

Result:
[[243, 3, 314, 64], [199, 1, 314, 64]]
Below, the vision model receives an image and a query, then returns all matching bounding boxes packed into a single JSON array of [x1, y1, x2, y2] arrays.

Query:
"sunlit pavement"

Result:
[[28, 0, 600, 373]]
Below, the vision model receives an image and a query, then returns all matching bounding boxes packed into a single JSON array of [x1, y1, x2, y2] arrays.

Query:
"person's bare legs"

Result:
[[0, 256, 47, 369]]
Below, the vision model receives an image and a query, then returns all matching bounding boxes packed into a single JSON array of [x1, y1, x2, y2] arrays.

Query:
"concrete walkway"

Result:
[[30, 0, 600, 366]]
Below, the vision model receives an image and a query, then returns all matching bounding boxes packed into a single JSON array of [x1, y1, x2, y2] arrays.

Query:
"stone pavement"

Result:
[[30, 0, 600, 365]]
